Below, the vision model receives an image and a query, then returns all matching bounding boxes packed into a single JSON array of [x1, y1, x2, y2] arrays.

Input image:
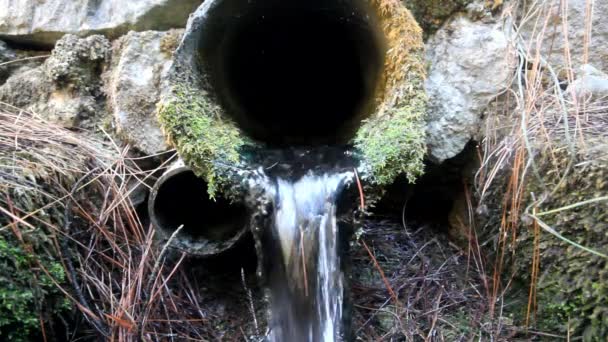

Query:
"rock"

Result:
[[0, 40, 52, 85], [106, 30, 182, 155], [402, 0, 475, 36], [567, 64, 608, 101], [0, 41, 15, 60], [519, 0, 608, 73], [45, 34, 110, 91], [425, 15, 515, 163], [0, 40, 17, 83], [0, 67, 51, 108], [0, 0, 202, 48], [0, 34, 110, 127]]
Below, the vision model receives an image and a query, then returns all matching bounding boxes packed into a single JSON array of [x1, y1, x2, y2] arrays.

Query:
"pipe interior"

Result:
[[152, 170, 248, 242], [198, 0, 385, 146]]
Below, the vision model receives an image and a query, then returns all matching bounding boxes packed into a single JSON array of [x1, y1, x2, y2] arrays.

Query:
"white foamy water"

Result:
[[264, 172, 351, 342]]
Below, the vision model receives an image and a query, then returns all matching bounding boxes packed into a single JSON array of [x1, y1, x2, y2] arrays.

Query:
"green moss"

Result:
[[526, 147, 608, 339], [484, 141, 608, 340], [354, 1, 428, 186], [158, 86, 252, 198], [0, 232, 69, 341], [355, 86, 426, 185]]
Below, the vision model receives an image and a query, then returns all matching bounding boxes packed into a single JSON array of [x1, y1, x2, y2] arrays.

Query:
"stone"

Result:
[[425, 15, 515, 163], [0, 34, 110, 127], [0, 40, 16, 65], [0, 67, 51, 109], [105, 30, 182, 155], [567, 64, 608, 101], [519, 0, 608, 73], [0, 40, 16, 84], [0, 0, 202, 48], [45, 34, 110, 91], [402, 0, 474, 36]]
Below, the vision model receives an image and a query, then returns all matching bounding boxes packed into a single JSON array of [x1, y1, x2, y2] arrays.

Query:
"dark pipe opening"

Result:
[[150, 168, 249, 253], [198, 0, 385, 146]]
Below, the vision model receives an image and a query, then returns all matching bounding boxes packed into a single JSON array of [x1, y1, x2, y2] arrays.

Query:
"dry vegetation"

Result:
[[352, 0, 607, 340], [472, 0, 607, 339], [0, 103, 260, 341]]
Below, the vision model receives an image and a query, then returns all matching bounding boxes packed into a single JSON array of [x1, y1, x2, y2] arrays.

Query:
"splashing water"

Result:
[[261, 172, 352, 342]]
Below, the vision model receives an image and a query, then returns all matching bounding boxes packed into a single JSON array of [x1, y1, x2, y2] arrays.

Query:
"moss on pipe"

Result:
[[158, 0, 428, 196], [355, 0, 427, 185], [158, 86, 253, 198]]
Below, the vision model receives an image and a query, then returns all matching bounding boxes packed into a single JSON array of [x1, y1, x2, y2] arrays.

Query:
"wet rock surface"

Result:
[[0, 0, 202, 48], [424, 14, 515, 163]]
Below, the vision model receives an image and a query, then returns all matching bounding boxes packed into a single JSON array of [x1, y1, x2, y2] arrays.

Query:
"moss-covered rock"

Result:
[[477, 137, 608, 340], [521, 141, 608, 339]]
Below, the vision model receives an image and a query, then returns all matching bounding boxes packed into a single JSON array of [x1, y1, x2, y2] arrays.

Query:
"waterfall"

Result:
[[260, 172, 352, 342]]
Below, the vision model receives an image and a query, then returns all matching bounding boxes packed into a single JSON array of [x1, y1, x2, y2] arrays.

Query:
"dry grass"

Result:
[[0, 102, 258, 341], [351, 219, 514, 341], [473, 0, 607, 338]]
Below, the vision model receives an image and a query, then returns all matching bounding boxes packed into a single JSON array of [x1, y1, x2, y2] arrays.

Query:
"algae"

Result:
[[356, 0, 427, 185], [158, 86, 253, 198], [477, 139, 608, 340], [522, 143, 608, 339]]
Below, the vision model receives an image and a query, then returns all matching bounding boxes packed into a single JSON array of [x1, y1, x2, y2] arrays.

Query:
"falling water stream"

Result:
[[258, 171, 353, 342]]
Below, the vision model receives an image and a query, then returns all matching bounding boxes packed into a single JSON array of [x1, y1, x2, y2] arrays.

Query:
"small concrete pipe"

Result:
[[148, 160, 249, 256]]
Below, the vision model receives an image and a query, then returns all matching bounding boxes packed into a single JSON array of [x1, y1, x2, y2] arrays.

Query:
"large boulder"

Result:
[[425, 15, 515, 163], [106, 30, 183, 155], [519, 0, 608, 73], [0, 0, 201, 48], [0, 34, 110, 127]]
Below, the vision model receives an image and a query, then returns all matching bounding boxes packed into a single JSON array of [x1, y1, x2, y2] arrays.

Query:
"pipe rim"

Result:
[[148, 165, 249, 256]]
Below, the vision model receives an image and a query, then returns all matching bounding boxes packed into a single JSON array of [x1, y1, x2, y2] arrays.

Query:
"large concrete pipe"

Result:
[[158, 0, 428, 196], [148, 161, 249, 256], [195, 0, 385, 146]]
